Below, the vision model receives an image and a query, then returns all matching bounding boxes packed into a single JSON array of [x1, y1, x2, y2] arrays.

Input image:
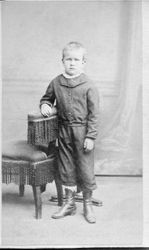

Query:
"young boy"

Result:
[[40, 42, 99, 223]]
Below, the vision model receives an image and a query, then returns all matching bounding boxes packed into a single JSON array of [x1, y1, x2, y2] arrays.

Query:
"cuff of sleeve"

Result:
[[85, 136, 96, 140], [40, 101, 53, 108]]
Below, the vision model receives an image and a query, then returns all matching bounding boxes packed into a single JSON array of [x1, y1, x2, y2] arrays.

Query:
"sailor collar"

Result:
[[59, 73, 88, 88]]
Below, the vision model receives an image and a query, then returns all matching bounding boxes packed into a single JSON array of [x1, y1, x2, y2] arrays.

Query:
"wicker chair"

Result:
[[2, 113, 63, 219]]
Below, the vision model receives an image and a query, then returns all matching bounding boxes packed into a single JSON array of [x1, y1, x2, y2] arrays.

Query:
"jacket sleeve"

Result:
[[40, 80, 55, 107], [86, 86, 99, 140]]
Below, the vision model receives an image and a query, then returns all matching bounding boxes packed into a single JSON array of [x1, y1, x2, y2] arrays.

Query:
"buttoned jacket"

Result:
[[40, 73, 99, 140]]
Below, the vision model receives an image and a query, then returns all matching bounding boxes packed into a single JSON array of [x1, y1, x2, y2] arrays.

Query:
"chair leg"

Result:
[[54, 173, 63, 206], [19, 184, 25, 197], [32, 185, 42, 219]]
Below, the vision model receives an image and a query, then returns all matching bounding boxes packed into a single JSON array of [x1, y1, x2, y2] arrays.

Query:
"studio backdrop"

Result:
[[2, 0, 142, 175]]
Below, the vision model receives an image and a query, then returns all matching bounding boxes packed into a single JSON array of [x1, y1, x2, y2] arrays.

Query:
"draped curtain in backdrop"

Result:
[[95, 1, 142, 175]]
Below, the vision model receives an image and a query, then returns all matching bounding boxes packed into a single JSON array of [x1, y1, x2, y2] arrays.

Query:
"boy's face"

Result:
[[62, 49, 85, 76]]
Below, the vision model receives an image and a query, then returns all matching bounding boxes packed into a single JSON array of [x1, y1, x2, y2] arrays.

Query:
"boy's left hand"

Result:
[[84, 138, 95, 152]]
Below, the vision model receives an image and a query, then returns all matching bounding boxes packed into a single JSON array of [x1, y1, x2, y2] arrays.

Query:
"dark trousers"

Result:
[[57, 124, 97, 191]]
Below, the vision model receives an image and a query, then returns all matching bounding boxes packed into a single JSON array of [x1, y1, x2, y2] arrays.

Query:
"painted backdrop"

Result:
[[2, 0, 142, 175]]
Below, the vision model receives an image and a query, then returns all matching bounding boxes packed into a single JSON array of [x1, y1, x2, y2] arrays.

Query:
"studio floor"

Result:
[[2, 176, 143, 248]]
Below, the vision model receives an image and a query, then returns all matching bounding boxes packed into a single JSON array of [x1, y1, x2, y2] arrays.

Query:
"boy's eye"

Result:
[[66, 58, 80, 61]]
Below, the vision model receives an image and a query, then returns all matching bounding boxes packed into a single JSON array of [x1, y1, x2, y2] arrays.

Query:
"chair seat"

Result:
[[2, 139, 57, 188], [2, 140, 52, 162]]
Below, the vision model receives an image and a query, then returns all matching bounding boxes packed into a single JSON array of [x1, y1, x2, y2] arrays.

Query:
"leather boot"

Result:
[[83, 190, 96, 223], [51, 188, 76, 219]]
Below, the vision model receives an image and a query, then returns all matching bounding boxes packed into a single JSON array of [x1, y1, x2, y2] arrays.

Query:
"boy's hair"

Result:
[[62, 41, 87, 61]]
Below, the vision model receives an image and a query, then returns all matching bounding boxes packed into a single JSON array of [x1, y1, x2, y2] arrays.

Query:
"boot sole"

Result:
[[51, 209, 76, 219], [84, 216, 96, 224]]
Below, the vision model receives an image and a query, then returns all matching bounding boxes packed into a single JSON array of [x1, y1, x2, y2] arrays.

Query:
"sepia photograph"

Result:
[[1, 0, 144, 248]]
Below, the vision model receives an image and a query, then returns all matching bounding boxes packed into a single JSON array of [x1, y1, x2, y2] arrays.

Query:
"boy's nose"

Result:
[[70, 60, 75, 65]]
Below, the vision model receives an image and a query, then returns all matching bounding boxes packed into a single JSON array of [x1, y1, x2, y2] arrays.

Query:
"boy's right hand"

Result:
[[40, 104, 53, 117]]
